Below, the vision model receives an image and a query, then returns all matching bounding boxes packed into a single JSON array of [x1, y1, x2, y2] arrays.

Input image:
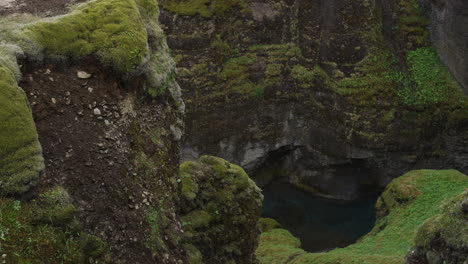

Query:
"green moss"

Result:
[[25, 0, 149, 73], [265, 64, 283, 77], [0, 46, 44, 195], [199, 155, 250, 191], [291, 65, 331, 89], [256, 229, 305, 264], [178, 156, 262, 263], [181, 210, 213, 230], [32, 187, 76, 226], [161, 0, 244, 18], [0, 188, 107, 263], [184, 244, 204, 264], [80, 233, 108, 258], [258, 218, 282, 233], [413, 191, 468, 250], [211, 35, 232, 63], [291, 65, 315, 87], [257, 170, 468, 264], [250, 84, 265, 99], [338, 50, 401, 108], [219, 54, 256, 81], [179, 161, 201, 200], [145, 207, 169, 252]]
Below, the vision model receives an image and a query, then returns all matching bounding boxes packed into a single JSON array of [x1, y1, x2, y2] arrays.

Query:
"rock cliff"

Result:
[[158, 0, 468, 199], [1, 0, 467, 263]]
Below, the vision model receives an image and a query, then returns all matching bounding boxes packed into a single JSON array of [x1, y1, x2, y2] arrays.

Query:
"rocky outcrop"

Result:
[[256, 169, 468, 264], [179, 156, 263, 264], [423, 0, 468, 94]]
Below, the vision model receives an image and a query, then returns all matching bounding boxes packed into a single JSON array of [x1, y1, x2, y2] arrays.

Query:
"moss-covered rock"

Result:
[[0, 187, 108, 263], [406, 190, 468, 264], [178, 156, 263, 264], [0, 45, 44, 196], [256, 170, 468, 264]]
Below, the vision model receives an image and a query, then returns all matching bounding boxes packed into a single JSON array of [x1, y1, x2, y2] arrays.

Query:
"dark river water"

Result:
[[261, 180, 379, 252]]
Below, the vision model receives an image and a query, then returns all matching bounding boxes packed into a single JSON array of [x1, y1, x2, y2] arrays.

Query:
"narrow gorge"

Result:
[[0, 0, 467, 263]]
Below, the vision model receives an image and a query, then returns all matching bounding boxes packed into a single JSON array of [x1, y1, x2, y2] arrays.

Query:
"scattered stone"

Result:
[[88, 87, 94, 93], [77, 70, 92, 79], [45, 69, 51, 75], [105, 120, 110, 126], [94, 108, 101, 115], [51, 98, 57, 104], [49, 77, 54, 82]]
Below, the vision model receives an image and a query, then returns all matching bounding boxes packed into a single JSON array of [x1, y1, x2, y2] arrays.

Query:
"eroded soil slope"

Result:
[[20, 60, 184, 263]]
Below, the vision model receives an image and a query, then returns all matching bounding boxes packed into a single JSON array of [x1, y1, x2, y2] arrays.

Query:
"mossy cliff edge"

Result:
[[0, 0, 183, 262], [0, 0, 183, 194], [256, 170, 468, 264]]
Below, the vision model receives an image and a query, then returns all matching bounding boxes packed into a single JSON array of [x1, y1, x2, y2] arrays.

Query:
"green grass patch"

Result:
[[0, 188, 107, 263], [338, 50, 401, 108], [398, 47, 465, 108]]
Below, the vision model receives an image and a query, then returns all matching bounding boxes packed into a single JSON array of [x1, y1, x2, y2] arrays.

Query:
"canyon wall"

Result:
[[159, 0, 468, 199]]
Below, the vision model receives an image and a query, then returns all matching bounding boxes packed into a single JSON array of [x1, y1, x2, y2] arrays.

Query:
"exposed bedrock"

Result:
[[182, 102, 389, 200]]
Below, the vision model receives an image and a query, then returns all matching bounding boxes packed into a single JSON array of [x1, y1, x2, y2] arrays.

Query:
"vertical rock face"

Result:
[[179, 156, 263, 264], [424, 0, 468, 93], [160, 0, 468, 200]]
